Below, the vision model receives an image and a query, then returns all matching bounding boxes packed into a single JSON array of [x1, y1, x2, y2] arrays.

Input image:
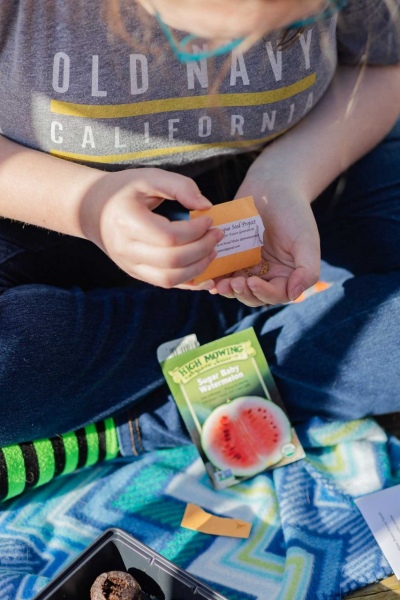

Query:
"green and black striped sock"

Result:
[[0, 418, 120, 502]]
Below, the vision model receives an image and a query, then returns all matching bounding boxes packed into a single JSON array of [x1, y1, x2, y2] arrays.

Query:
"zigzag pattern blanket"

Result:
[[1, 417, 399, 600]]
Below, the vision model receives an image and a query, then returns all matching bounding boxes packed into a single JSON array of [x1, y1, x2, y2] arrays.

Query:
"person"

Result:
[[0, 0, 399, 497]]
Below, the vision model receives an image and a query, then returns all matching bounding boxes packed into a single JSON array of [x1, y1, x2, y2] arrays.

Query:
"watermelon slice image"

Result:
[[200, 396, 292, 477]]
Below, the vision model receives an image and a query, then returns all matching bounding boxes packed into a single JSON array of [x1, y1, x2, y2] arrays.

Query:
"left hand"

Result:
[[210, 171, 321, 307]]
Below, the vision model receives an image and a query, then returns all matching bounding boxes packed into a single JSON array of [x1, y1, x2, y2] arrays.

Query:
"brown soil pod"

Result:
[[90, 571, 142, 600]]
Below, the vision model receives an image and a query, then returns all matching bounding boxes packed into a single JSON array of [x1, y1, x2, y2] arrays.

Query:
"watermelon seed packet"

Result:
[[158, 328, 305, 490]]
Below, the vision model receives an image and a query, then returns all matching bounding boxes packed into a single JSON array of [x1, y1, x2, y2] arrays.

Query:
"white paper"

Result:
[[355, 484, 400, 578], [157, 334, 200, 363], [213, 215, 264, 259]]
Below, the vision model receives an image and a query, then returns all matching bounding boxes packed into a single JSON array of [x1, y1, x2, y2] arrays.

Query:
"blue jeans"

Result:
[[0, 121, 399, 454]]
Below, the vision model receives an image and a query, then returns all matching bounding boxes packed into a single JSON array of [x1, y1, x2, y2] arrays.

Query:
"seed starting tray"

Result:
[[33, 527, 228, 600]]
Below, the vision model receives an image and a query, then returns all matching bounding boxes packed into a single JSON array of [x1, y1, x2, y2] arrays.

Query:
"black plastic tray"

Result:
[[33, 527, 228, 600]]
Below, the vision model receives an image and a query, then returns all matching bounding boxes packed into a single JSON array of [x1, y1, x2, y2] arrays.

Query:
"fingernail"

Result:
[[196, 194, 213, 208], [197, 279, 215, 291], [214, 228, 224, 242], [231, 284, 243, 294], [289, 286, 305, 301], [247, 279, 257, 291]]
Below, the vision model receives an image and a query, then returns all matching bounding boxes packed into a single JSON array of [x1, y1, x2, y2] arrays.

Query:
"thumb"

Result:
[[287, 237, 321, 301], [146, 169, 213, 211]]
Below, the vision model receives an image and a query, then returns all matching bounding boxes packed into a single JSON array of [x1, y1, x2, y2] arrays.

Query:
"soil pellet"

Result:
[[90, 571, 142, 600]]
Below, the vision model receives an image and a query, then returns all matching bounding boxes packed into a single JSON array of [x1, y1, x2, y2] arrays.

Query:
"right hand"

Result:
[[211, 170, 321, 306], [80, 168, 223, 289]]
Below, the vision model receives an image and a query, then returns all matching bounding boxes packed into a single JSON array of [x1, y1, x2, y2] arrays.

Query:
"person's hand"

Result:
[[211, 171, 321, 306], [80, 168, 223, 289]]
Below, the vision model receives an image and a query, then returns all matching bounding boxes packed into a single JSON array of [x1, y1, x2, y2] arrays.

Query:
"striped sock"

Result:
[[0, 418, 120, 502]]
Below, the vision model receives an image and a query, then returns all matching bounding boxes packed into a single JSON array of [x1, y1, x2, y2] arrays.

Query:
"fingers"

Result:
[[210, 277, 236, 299], [98, 168, 228, 288], [228, 276, 268, 307], [246, 276, 293, 304], [286, 237, 320, 301], [244, 256, 319, 305], [138, 168, 213, 211], [214, 275, 290, 306], [213, 259, 320, 306], [132, 205, 218, 246], [287, 236, 321, 301], [241, 233, 320, 305], [132, 251, 218, 289], [177, 280, 216, 291], [287, 266, 319, 302], [112, 219, 223, 287], [126, 227, 224, 269]]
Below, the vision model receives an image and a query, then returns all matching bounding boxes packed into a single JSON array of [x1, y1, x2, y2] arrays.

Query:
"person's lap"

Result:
[[0, 120, 399, 449], [0, 218, 253, 447]]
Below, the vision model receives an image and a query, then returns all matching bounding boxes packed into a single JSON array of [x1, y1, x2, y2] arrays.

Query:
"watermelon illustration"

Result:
[[200, 396, 292, 477]]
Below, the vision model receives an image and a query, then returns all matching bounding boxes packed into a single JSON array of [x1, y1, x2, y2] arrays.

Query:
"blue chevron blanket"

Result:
[[1, 417, 399, 600]]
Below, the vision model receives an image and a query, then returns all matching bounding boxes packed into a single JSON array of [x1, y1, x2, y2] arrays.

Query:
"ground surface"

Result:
[[347, 577, 400, 598]]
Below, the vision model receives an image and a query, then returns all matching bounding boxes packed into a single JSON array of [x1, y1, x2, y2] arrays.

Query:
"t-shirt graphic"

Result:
[[0, 1, 399, 170]]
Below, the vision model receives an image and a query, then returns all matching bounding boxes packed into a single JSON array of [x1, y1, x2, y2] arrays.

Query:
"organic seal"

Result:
[[90, 571, 142, 600]]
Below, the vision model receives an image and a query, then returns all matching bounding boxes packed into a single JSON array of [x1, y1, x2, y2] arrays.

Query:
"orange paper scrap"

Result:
[[190, 196, 264, 284], [292, 281, 331, 303], [181, 503, 252, 538]]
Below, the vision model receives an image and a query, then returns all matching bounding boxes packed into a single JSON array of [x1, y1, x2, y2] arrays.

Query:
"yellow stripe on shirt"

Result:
[[50, 129, 286, 163], [50, 74, 316, 119]]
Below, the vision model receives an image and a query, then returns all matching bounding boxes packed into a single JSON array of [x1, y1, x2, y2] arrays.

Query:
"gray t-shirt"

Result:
[[0, 0, 399, 171]]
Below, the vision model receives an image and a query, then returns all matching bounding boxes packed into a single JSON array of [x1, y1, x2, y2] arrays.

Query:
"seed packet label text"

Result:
[[190, 196, 264, 284], [159, 328, 305, 490], [212, 215, 264, 259]]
